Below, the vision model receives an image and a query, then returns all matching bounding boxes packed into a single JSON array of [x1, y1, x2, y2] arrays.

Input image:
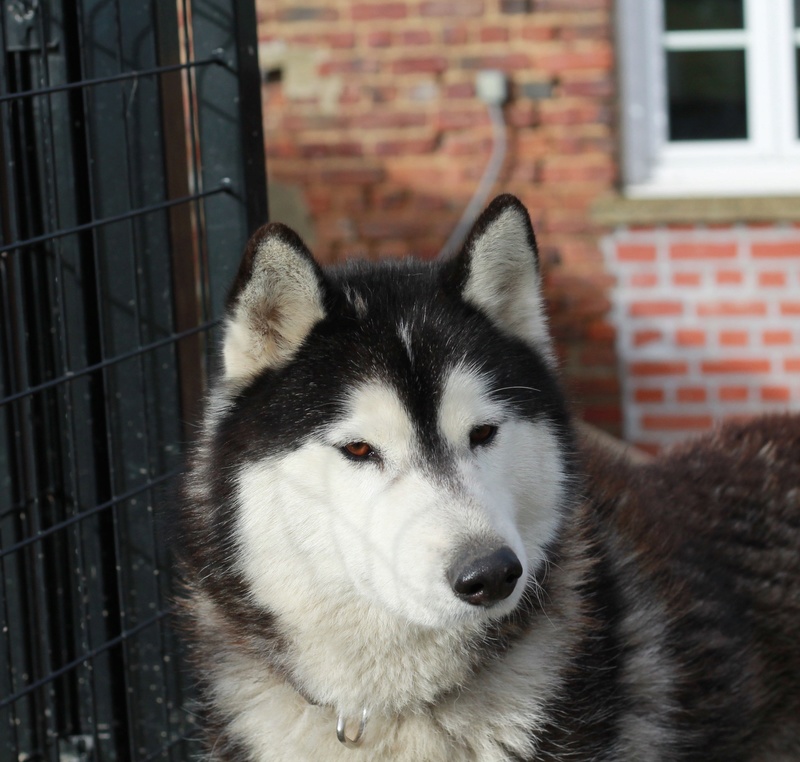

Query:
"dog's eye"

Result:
[[469, 424, 497, 448], [341, 441, 375, 460]]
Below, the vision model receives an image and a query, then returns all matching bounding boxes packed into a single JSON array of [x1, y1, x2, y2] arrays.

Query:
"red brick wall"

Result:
[[257, 0, 621, 435], [604, 226, 800, 452]]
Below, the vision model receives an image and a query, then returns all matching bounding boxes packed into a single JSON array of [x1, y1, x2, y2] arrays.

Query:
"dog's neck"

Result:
[[262, 582, 554, 749]]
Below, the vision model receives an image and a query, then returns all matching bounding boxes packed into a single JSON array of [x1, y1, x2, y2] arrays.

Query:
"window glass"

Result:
[[667, 49, 748, 140], [665, 0, 744, 31]]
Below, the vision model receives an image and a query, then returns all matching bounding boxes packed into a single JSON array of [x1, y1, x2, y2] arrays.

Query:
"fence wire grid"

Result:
[[0, 0, 268, 758]]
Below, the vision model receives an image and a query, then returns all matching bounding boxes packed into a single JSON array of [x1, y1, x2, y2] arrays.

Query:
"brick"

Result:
[[327, 32, 356, 49], [670, 243, 737, 260], [675, 329, 705, 347], [559, 77, 614, 98], [633, 329, 662, 347], [443, 82, 475, 99], [697, 301, 767, 317], [560, 22, 613, 42], [677, 387, 707, 403], [521, 24, 558, 41], [506, 102, 539, 128], [642, 415, 713, 431], [785, 358, 800, 373], [780, 302, 800, 316], [719, 330, 748, 347], [758, 271, 787, 287], [533, 47, 614, 73], [479, 27, 510, 43], [570, 376, 620, 397], [367, 30, 392, 47], [391, 56, 448, 74], [701, 359, 770, 374], [716, 270, 744, 285], [582, 405, 622, 426], [538, 101, 610, 125], [629, 301, 682, 318], [617, 244, 656, 262], [630, 361, 688, 376], [719, 386, 749, 402], [398, 29, 434, 45], [353, 3, 407, 20], [585, 320, 616, 341], [634, 388, 665, 403], [752, 241, 800, 258], [761, 386, 791, 403], [673, 272, 701, 287], [442, 25, 470, 44], [763, 330, 792, 346], [435, 109, 490, 130], [580, 347, 616, 366], [421, 0, 484, 16], [373, 137, 437, 156]]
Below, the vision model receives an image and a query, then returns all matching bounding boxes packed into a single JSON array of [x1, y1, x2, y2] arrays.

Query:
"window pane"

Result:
[[665, 0, 744, 31], [667, 49, 747, 140]]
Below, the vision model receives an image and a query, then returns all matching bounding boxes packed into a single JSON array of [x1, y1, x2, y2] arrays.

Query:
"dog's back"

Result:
[[581, 415, 800, 760]]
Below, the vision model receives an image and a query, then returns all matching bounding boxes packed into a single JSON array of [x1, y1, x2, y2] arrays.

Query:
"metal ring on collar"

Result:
[[336, 707, 368, 748]]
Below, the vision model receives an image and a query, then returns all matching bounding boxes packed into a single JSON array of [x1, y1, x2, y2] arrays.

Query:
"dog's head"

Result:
[[211, 195, 574, 629]]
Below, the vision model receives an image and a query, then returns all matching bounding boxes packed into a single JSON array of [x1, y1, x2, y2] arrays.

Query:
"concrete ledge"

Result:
[[590, 195, 800, 226]]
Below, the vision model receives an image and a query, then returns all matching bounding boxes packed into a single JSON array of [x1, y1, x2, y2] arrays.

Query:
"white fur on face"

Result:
[[438, 364, 568, 591], [234, 367, 567, 636]]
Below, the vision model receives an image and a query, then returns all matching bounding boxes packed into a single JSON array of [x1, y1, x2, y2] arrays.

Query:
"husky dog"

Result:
[[178, 195, 800, 761]]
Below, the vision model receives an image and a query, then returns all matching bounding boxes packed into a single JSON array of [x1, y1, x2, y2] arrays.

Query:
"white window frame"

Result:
[[617, 0, 800, 197]]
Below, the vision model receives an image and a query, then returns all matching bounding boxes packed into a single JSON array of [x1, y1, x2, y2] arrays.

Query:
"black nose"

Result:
[[447, 545, 523, 607]]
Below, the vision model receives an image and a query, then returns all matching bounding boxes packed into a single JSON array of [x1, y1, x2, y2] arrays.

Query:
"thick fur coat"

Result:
[[177, 195, 800, 761]]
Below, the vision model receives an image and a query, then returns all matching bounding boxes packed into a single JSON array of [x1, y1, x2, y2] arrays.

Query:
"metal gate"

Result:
[[0, 0, 267, 758]]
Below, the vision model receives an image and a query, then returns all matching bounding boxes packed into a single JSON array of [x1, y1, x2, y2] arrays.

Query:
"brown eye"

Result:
[[469, 424, 497, 448], [342, 441, 375, 460]]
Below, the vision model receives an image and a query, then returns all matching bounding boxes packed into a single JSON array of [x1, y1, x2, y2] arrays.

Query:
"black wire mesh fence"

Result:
[[0, 0, 268, 758]]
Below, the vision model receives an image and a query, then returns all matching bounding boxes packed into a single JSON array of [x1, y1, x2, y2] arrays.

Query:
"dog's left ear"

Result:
[[451, 194, 554, 363]]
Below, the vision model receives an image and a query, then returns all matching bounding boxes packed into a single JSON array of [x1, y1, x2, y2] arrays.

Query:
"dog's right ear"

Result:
[[222, 223, 326, 383]]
